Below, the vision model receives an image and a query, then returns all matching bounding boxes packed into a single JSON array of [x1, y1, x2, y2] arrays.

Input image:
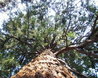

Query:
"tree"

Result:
[[11, 49, 76, 78], [0, 0, 98, 78]]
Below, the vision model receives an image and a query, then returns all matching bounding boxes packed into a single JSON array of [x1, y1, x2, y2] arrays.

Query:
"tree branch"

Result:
[[50, 34, 57, 49], [69, 69, 88, 78], [55, 16, 98, 57], [92, 15, 98, 32], [0, 37, 10, 49], [55, 45, 78, 56], [77, 39, 96, 48], [55, 45, 98, 58], [76, 15, 98, 49], [2, 33, 33, 48], [88, 15, 98, 39], [76, 49, 98, 58], [58, 58, 88, 78]]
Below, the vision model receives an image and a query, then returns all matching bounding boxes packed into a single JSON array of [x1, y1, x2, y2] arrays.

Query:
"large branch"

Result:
[[55, 45, 78, 56], [55, 45, 98, 58], [77, 39, 96, 48], [55, 15, 98, 58], [55, 38, 98, 58], [2, 33, 33, 48], [76, 49, 98, 58]]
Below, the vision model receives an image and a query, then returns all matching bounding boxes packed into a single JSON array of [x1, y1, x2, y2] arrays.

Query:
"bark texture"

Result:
[[11, 49, 76, 78]]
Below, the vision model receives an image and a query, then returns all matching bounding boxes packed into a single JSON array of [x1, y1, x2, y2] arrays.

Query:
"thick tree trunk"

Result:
[[11, 49, 76, 78]]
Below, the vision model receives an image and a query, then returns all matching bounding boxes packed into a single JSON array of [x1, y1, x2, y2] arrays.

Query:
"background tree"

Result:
[[0, 0, 98, 78]]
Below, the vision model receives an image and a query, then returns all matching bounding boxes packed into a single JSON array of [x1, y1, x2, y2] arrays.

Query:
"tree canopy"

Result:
[[0, 0, 98, 78]]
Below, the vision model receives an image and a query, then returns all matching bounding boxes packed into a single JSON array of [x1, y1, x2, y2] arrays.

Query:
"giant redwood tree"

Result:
[[0, 0, 98, 78]]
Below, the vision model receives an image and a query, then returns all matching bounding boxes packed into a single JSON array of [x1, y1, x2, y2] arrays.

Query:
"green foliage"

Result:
[[0, 54, 19, 78]]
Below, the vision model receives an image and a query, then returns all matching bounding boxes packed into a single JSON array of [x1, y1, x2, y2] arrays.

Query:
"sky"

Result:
[[0, 0, 98, 29]]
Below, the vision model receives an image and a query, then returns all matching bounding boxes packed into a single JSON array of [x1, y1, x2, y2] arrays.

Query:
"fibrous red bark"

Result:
[[11, 49, 76, 78]]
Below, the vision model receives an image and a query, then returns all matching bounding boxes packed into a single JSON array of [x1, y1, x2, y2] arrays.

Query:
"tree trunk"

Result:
[[11, 49, 76, 78]]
